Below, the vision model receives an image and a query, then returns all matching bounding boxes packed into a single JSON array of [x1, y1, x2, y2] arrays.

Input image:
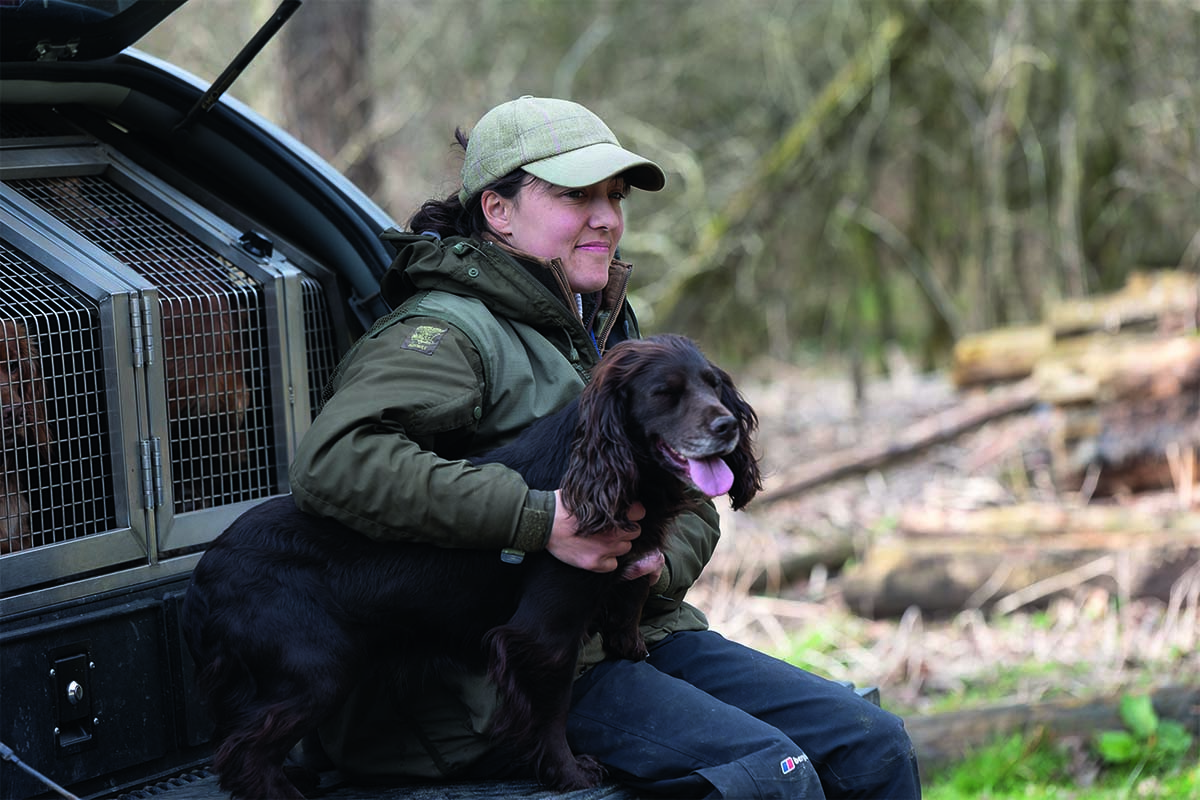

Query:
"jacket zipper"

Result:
[[593, 262, 632, 354]]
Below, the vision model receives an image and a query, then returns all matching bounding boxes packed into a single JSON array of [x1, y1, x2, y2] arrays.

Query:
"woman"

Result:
[[289, 96, 920, 799]]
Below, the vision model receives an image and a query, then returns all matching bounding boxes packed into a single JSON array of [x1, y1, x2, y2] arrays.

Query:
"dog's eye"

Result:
[[700, 369, 721, 389], [652, 381, 683, 400]]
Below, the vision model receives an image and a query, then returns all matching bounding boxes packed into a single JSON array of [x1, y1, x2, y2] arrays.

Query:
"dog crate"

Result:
[[0, 104, 355, 797], [0, 111, 345, 600]]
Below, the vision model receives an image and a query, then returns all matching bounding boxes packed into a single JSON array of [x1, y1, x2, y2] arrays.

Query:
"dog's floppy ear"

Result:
[[560, 349, 642, 536], [715, 364, 762, 510]]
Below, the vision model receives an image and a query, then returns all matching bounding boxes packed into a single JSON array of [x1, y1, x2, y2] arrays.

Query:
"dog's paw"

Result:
[[551, 754, 607, 791]]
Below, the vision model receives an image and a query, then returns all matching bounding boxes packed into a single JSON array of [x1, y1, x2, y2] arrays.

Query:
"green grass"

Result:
[[924, 741, 1198, 800], [922, 706, 1197, 800]]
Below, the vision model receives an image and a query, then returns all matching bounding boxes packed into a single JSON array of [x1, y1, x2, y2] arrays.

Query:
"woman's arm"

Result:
[[290, 316, 644, 569], [289, 319, 552, 551]]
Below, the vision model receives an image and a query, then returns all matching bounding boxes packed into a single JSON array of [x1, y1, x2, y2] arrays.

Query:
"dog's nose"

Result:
[[710, 414, 738, 440]]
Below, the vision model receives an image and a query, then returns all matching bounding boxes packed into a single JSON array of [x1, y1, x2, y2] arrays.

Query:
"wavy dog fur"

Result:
[[181, 334, 761, 799]]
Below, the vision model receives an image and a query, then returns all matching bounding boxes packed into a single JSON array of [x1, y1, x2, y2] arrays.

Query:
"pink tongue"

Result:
[[687, 457, 734, 497]]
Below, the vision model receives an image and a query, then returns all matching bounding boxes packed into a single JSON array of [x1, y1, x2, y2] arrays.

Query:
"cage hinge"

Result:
[[129, 294, 156, 368], [140, 295, 155, 367], [139, 437, 164, 510], [129, 300, 144, 369]]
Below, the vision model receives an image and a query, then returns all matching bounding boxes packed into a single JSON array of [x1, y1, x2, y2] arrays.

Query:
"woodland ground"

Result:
[[692, 356, 1200, 726]]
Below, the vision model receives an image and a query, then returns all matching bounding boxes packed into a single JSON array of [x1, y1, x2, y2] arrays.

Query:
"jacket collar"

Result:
[[380, 229, 632, 354], [490, 238, 633, 329]]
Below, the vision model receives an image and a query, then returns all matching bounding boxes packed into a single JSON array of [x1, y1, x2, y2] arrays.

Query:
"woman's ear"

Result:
[[480, 190, 513, 236]]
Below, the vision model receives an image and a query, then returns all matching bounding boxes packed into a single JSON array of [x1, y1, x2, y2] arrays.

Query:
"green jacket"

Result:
[[289, 230, 720, 779]]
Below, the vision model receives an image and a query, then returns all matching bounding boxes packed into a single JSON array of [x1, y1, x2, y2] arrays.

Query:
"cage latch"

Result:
[[50, 652, 94, 748]]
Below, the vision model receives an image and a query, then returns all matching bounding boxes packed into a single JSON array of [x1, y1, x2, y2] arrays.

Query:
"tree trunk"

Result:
[[281, 0, 381, 198]]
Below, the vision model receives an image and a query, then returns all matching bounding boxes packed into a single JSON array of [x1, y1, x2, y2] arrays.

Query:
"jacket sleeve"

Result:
[[641, 497, 721, 622], [288, 317, 554, 552]]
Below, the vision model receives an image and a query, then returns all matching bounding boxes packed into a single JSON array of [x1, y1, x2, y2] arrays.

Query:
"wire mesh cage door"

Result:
[[0, 249, 117, 553], [0, 211, 153, 596], [7, 173, 281, 515]]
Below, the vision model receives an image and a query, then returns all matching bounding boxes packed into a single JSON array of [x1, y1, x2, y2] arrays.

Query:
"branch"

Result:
[[758, 378, 1038, 506]]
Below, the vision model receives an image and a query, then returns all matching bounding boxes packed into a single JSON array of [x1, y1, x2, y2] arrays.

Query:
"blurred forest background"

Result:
[[143, 0, 1200, 370]]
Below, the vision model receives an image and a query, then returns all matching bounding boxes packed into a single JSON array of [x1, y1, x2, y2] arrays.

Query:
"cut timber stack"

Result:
[[955, 269, 1200, 495], [841, 270, 1200, 619]]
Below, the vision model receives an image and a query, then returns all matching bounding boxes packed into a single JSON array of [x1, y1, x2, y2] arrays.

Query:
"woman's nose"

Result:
[[591, 198, 621, 230]]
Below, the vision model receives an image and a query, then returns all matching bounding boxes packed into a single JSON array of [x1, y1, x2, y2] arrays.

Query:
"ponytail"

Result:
[[406, 127, 531, 240]]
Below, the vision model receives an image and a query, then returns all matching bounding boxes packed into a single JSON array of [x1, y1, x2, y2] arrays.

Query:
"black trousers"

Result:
[[566, 630, 921, 799]]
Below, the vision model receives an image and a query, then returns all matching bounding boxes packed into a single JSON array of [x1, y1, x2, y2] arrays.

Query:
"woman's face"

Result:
[[483, 177, 627, 294]]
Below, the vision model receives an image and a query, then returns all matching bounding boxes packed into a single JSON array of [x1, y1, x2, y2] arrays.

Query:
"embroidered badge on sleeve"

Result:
[[401, 325, 448, 355]]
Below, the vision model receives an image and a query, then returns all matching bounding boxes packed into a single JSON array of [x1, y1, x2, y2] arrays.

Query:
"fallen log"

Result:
[[907, 684, 1200, 775], [1051, 390, 1200, 495], [1048, 270, 1198, 339], [1033, 333, 1200, 407], [952, 324, 1053, 388], [758, 379, 1039, 506], [841, 521, 1200, 619], [950, 270, 1197, 391]]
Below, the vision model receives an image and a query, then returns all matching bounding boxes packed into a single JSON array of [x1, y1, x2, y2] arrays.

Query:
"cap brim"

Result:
[[522, 142, 666, 192]]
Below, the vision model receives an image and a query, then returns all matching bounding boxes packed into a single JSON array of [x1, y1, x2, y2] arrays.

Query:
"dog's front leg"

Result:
[[595, 575, 653, 660], [483, 559, 608, 791]]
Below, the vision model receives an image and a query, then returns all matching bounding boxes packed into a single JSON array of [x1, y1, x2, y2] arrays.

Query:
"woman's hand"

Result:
[[547, 490, 645, 573]]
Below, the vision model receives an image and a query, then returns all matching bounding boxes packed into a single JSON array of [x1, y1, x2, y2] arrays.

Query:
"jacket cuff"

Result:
[[511, 489, 555, 553], [650, 558, 672, 595]]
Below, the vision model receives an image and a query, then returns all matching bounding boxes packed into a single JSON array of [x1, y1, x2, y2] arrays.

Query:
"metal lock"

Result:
[[52, 652, 94, 747]]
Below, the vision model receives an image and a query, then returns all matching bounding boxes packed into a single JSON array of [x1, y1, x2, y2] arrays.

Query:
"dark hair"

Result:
[[407, 127, 532, 240]]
